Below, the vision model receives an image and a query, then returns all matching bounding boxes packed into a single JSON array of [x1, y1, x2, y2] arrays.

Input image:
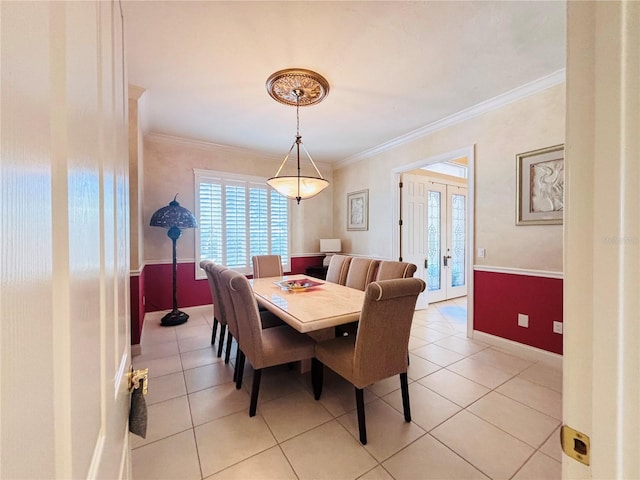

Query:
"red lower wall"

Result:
[[143, 262, 212, 312], [473, 270, 563, 355], [131, 255, 325, 344], [130, 269, 145, 345]]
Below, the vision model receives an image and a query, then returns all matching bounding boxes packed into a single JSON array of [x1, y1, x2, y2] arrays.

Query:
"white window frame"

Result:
[[194, 168, 291, 279]]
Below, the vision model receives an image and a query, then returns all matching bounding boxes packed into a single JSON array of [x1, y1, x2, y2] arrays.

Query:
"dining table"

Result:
[[250, 274, 365, 335]]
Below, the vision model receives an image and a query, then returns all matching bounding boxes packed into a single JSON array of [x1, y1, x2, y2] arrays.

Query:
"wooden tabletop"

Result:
[[250, 274, 365, 333]]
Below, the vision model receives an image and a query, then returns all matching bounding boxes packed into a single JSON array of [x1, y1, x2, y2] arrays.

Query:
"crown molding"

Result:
[[145, 132, 333, 170], [335, 69, 566, 170], [145, 133, 281, 161]]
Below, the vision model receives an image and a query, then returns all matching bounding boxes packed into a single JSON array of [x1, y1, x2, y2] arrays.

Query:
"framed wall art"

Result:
[[347, 189, 368, 231], [516, 144, 564, 225]]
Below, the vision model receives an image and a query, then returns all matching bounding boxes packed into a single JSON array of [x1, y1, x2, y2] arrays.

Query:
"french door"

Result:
[[426, 182, 468, 302], [401, 174, 429, 309]]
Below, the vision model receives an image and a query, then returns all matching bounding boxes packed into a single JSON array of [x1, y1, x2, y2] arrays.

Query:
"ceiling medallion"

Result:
[[266, 68, 330, 106]]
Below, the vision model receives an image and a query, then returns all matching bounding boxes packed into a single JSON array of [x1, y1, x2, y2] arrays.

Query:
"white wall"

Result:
[[142, 134, 335, 264], [333, 84, 565, 272]]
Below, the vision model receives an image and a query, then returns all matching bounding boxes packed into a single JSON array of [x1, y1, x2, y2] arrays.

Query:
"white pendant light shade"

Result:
[[267, 175, 329, 200]]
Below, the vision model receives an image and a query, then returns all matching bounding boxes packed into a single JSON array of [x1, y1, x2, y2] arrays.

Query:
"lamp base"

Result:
[[161, 310, 189, 327], [323, 253, 336, 267]]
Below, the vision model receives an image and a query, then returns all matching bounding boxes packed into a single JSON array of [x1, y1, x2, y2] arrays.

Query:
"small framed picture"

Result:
[[347, 189, 368, 231], [516, 144, 564, 225]]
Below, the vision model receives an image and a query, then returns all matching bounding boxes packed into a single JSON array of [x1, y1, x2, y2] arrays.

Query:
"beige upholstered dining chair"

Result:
[[345, 257, 379, 291], [336, 257, 380, 337], [251, 254, 287, 323], [201, 260, 282, 366], [313, 277, 426, 445], [212, 266, 288, 384], [226, 269, 319, 416], [200, 260, 230, 358], [252, 255, 283, 278], [325, 254, 352, 284], [375, 260, 417, 281]]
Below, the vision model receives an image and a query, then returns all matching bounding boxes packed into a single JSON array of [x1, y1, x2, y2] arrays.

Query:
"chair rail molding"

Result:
[[473, 265, 563, 279]]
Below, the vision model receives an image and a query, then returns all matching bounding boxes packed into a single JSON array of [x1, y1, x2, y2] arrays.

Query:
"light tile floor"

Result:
[[132, 297, 562, 480]]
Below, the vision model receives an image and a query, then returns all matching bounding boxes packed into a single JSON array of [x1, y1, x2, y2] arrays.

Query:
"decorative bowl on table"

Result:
[[275, 277, 324, 292]]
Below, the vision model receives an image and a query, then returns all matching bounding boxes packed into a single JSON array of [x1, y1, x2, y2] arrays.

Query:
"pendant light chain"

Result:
[[296, 89, 301, 137], [295, 90, 302, 202]]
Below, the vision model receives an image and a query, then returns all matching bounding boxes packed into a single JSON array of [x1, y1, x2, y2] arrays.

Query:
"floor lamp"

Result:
[[150, 195, 198, 326]]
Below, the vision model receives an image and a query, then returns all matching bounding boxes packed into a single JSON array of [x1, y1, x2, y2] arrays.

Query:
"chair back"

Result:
[[252, 255, 283, 278], [325, 254, 352, 284], [345, 257, 379, 291], [217, 267, 245, 340], [375, 261, 417, 281], [353, 278, 425, 387], [227, 270, 265, 365], [200, 260, 227, 326]]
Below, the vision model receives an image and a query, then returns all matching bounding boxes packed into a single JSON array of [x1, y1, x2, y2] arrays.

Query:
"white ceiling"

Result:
[[123, 1, 566, 164]]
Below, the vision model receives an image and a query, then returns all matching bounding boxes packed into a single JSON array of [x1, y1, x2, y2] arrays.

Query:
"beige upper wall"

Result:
[[142, 136, 334, 263], [333, 84, 565, 272]]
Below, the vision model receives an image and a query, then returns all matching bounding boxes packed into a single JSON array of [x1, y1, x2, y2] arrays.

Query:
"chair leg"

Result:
[[233, 350, 239, 382], [224, 332, 233, 364], [311, 358, 323, 400], [235, 352, 245, 390], [211, 318, 219, 345], [216, 323, 227, 357], [355, 387, 367, 445], [400, 372, 411, 422], [249, 368, 262, 417]]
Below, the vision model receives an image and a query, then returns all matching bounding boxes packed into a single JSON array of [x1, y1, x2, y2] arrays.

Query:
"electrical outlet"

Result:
[[553, 321, 563, 334], [518, 313, 529, 328], [477, 248, 486, 258]]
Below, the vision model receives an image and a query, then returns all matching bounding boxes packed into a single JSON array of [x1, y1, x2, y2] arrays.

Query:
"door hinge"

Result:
[[561, 425, 590, 466], [399, 181, 403, 188]]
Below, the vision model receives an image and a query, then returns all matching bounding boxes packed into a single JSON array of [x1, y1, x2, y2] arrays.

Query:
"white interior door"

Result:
[[0, 2, 131, 478], [426, 182, 468, 303], [401, 174, 429, 309], [564, 2, 640, 479]]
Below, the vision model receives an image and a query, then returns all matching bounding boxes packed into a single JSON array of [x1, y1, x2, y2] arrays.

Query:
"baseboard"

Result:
[[472, 330, 563, 369], [131, 344, 142, 357]]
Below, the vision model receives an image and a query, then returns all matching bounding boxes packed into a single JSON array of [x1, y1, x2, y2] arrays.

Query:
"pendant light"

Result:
[[266, 69, 330, 204]]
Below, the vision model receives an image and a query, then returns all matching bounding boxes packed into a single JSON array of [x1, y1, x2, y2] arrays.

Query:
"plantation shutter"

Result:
[[195, 169, 290, 277]]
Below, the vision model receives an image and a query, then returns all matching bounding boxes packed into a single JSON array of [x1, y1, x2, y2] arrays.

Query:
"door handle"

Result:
[[443, 255, 452, 267], [424, 258, 428, 269]]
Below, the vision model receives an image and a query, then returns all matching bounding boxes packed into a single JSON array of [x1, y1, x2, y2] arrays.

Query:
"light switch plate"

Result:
[[477, 248, 486, 258], [553, 321, 563, 334]]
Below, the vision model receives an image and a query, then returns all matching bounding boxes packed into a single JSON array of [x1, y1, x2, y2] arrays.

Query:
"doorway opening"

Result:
[[391, 146, 475, 338]]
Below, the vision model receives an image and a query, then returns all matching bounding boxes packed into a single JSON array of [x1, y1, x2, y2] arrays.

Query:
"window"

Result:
[[194, 169, 290, 278]]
